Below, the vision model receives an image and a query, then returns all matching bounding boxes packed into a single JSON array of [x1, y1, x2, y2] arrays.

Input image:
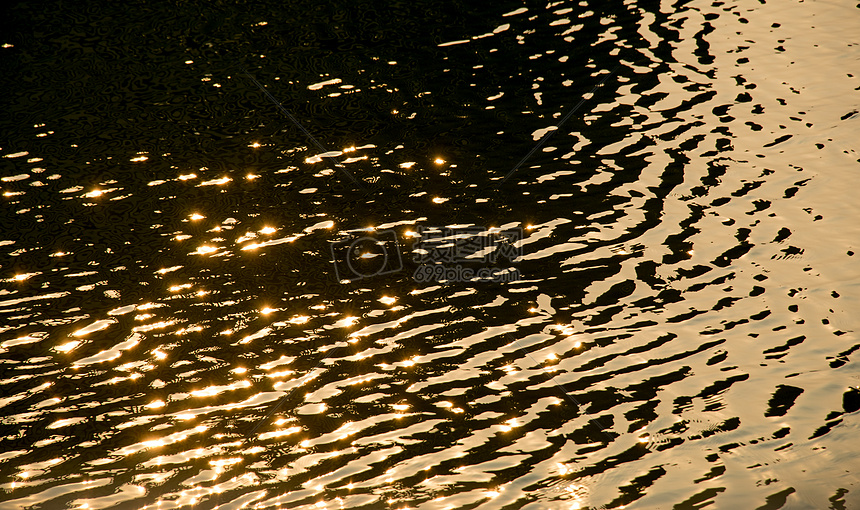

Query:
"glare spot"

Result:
[[432, 197, 448, 204], [84, 189, 103, 198], [56, 341, 80, 353], [195, 245, 218, 255], [399, 162, 416, 169], [145, 400, 165, 409], [379, 296, 397, 305], [153, 350, 167, 360], [434, 158, 445, 165], [246, 173, 259, 180], [178, 173, 196, 181], [261, 307, 276, 315], [260, 226, 277, 235], [250, 142, 261, 148], [232, 367, 247, 374], [392, 404, 409, 411], [190, 213, 205, 221]]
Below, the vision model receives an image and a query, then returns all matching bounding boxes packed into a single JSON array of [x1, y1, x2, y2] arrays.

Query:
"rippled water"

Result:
[[2, 0, 860, 508]]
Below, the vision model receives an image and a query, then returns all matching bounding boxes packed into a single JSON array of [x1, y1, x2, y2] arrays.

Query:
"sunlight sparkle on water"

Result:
[[56, 341, 80, 353]]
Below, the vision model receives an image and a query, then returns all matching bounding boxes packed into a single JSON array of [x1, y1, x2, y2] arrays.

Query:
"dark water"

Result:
[[2, 0, 859, 508]]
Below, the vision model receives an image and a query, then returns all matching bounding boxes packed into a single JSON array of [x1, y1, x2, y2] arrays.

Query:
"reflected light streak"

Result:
[[56, 341, 81, 353]]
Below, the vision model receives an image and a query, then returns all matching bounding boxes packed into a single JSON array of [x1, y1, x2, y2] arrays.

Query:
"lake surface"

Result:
[[1, 0, 859, 508]]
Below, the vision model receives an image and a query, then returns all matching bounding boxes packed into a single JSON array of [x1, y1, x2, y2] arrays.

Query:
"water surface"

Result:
[[1, 0, 859, 508]]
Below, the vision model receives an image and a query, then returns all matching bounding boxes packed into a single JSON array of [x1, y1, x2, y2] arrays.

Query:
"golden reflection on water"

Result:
[[0, 0, 859, 509]]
